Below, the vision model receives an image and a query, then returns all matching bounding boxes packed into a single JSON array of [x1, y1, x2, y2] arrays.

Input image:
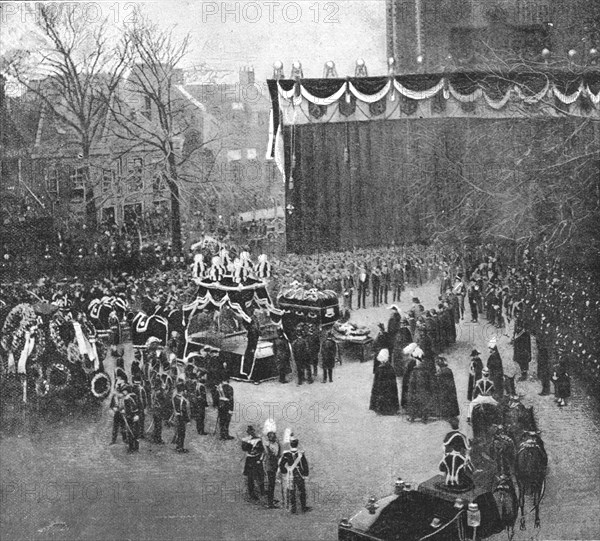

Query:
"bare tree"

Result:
[[108, 17, 221, 253], [5, 4, 130, 227]]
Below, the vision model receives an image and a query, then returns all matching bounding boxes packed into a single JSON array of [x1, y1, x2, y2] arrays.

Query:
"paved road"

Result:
[[1, 282, 599, 540]]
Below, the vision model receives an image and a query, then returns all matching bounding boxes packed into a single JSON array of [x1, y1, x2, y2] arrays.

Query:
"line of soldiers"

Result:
[[240, 421, 311, 514], [110, 344, 235, 454]]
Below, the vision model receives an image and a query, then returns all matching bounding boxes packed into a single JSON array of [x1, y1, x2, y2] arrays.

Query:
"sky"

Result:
[[1, 1, 388, 82]]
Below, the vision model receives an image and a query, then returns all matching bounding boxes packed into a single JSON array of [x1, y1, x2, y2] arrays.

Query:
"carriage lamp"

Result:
[[366, 496, 379, 514], [467, 503, 480, 527], [395, 478, 405, 494], [339, 518, 352, 528]]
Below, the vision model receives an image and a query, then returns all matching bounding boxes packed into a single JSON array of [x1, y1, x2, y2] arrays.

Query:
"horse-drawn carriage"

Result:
[[338, 474, 504, 541], [339, 394, 548, 541]]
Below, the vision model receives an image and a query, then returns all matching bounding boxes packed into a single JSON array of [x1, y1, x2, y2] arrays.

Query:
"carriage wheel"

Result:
[[90, 372, 111, 399], [47, 362, 72, 394]]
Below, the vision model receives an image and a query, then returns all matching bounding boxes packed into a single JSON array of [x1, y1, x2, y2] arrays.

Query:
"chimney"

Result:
[[239, 66, 255, 86]]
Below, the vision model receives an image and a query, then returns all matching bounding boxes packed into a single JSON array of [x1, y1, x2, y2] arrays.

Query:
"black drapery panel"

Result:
[[284, 117, 598, 254]]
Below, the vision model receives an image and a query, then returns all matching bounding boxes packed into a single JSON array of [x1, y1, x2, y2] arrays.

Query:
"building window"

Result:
[[246, 148, 257, 160], [227, 149, 242, 162], [129, 157, 143, 192], [142, 96, 152, 120], [70, 166, 86, 201], [102, 169, 114, 193], [46, 169, 59, 194]]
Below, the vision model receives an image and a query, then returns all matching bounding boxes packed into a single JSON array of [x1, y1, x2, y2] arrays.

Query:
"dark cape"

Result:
[[392, 327, 413, 377], [513, 329, 531, 372], [434, 366, 460, 419], [406, 363, 433, 420], [467, 356, 483, 401], [401, 358, 416, 409], [369, 362, 400, 415], [487, 348, 505, 399]]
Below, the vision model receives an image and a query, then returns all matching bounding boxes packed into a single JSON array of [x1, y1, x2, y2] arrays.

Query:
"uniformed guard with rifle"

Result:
[[278, 429, 311, 514], [132, 374, 147, 439], [241, 425, 265, 501], [216, 376, 234, 440], [109, 380, 127, 445], [172, 380, 191, 453], [123, 384, 141, 453]]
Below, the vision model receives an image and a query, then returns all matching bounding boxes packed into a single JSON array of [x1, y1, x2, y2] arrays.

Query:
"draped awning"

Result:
[[184, 276, 283, 324]]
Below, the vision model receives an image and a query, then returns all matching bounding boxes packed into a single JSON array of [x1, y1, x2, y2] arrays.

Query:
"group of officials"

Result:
[[240, 423, 311, 513]]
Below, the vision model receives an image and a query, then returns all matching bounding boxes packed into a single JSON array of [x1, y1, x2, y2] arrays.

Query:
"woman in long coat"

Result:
[[369, 349, 400, 415], [392, 320, 413, 377], [433, 357, 460, 421], [487, 340, 504, 400], [406, 349, 432, 423], [467, 349, 483, 401]]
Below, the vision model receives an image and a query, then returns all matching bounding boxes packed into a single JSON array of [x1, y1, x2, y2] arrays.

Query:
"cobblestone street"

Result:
[[1, 282, 599, 541]]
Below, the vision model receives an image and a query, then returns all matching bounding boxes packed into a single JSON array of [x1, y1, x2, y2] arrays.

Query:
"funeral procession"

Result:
[[1, 1, 599, 540]]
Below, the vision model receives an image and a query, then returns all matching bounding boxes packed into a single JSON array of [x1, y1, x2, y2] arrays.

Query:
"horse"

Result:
[[515, 430, 547, 530], [492, 474, 519, 541], [503, 397, 538, 446], [129, 312, 169, 347], [471, 400, 503, 446], [489, 425, 516, 476]]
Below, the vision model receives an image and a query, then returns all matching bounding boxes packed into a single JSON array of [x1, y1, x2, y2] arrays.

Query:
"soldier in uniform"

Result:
[[262, 420, 281, 509], [109, 380, 127, 444], [279, 431, 311, 514], [273, 329, 291, 384], [123, 384, 141, 453], [217, 377, 235, 440], [242, 425, 266, 501], [108, 308, 122, 345], [150, 378, 168, 444], [172, 380, 191, 453], [292, 324, 312, 385], [132, 374, 148, 439], [306, 324, 321, 379], [320, 330, 337, 383], [194, 371, 208, 435]]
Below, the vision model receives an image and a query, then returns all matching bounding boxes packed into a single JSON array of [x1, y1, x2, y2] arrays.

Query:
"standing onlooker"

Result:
[[371, 266, 381, 307], [536, 336, 552, 396], [380, 264, 390, 306], [467, 349, 483, 401], [391, 262, 404, 302], [356, 266, 369, 309], [273, 329, 291, 384], [512, 317, 531, 381], [320, 330, 337, 383], [552, 360, 571, 407], [342, 268, 354, 310]]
